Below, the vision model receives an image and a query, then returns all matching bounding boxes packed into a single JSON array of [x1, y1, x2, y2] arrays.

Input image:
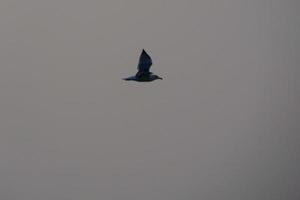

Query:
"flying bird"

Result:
[[123, 49, 162, 82]]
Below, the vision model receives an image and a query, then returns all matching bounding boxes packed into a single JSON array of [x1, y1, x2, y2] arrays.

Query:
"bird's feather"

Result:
[[137, 49, 152, 73]]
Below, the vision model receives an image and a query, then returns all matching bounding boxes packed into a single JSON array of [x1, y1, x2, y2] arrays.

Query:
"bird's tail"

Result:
[[123, 77, 134, 81]]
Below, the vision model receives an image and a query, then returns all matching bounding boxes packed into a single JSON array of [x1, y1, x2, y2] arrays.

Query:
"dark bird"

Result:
[[123, 49, 163, 82]]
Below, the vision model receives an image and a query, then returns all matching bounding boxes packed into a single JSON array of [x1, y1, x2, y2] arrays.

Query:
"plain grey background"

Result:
[[0, 0, 299, 199]]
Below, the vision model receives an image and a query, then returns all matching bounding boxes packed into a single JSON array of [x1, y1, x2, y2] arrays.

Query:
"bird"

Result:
[[123, 49, 163, 82]]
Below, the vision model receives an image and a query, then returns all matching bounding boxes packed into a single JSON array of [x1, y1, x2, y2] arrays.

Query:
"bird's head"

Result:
[[153, 75, 163, 80]]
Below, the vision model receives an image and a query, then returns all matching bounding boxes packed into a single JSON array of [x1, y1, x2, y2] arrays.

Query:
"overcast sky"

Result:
[[0, 0, 299, 200]]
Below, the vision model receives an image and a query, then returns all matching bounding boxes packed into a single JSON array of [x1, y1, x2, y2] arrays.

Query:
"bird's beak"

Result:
[[158, 77, 163, 80]]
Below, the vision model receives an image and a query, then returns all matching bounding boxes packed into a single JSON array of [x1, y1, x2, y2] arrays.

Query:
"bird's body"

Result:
[[123, 49, 162, 82], [123, 73, 160, 82]]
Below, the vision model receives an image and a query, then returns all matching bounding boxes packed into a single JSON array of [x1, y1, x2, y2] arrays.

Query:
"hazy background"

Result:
[[0, 0, 299, 199]]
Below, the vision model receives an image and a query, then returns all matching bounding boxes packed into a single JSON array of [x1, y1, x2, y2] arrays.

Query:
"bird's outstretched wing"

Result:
[[137, 49, 152, 74]]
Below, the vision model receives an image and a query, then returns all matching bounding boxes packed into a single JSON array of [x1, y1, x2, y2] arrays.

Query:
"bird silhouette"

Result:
[[123, 49, 162, 82]]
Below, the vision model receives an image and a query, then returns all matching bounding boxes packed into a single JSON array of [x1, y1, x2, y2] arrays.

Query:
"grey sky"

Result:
[[0, 0, 299, 200]]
